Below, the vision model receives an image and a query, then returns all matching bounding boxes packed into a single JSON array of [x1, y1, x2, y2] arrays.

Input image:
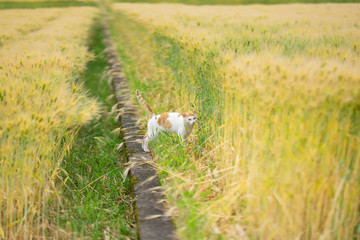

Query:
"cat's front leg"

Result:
[[178, 132, 188, 146]]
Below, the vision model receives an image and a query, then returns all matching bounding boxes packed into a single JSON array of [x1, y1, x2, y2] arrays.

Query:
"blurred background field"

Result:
[[0, 0, 96, 9], [0, 6, 99, 238], [111, 3, 360, 239]]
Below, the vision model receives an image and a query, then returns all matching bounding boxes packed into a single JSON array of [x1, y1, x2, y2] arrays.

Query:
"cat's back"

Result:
[[168, 112, 183, 119], [162, 112, 184, 124], [153, 112, 183, 120], [151, 112, 184, 132], [167, 112, 185, 130]]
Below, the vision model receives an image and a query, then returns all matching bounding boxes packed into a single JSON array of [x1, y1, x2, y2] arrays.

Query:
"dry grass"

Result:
[[113, 3, 360, 239], [0, 7, 99, 239]]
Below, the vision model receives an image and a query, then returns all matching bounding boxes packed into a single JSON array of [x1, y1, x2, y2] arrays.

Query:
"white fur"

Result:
[[142, 112, 197, 152]]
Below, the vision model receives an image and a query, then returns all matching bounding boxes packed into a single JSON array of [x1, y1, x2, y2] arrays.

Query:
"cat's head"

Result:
[[184, 110, 197, 125]]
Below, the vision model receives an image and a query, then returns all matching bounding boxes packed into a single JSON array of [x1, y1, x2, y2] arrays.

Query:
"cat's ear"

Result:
[[192, 110, 196, 114]]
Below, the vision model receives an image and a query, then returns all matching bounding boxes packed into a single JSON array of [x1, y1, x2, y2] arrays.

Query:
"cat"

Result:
[[135, 89, 197, 152]]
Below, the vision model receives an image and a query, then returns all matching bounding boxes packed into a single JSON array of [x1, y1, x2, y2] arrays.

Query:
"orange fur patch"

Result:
[[186, 111, 196, 117], [157, 113, 172, 129], [179, 111, 196, 118]]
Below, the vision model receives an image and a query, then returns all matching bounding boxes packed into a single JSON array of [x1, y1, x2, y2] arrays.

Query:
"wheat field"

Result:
[[112, 3, 360, 239], [0, 7, 99, 239]]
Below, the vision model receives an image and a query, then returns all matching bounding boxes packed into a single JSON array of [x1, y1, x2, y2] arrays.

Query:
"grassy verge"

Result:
[[0, 1, 96, 9], [110, 11, 215, 239], [55, 20, 136, 239]]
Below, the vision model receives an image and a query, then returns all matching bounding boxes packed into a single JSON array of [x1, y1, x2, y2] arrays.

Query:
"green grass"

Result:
[[110, 12, 214, 239], [55, 20, 136, 239], [0, 1, 96, 9]]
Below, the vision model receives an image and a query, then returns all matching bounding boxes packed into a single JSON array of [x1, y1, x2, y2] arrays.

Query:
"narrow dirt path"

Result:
[[101, 12, 176, 240]]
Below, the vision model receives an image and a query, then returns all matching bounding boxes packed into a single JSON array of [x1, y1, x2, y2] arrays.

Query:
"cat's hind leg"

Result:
[[143, 132, 150, 152], [142, 129, 159, 153], [178, 131, 188, 146]]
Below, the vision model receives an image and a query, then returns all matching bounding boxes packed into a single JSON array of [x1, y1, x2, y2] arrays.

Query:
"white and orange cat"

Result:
[[136, 90, 197, 152]]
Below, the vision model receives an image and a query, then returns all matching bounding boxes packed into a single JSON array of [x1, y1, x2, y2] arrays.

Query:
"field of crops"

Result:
[[0, 7, 99, 238], [111, 3, 360, 239]]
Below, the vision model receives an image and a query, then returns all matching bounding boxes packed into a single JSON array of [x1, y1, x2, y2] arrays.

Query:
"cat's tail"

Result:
[[135, 90, 154, 117]]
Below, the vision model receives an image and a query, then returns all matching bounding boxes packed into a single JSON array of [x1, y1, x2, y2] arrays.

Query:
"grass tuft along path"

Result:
[[55, 20, 136, 239]]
